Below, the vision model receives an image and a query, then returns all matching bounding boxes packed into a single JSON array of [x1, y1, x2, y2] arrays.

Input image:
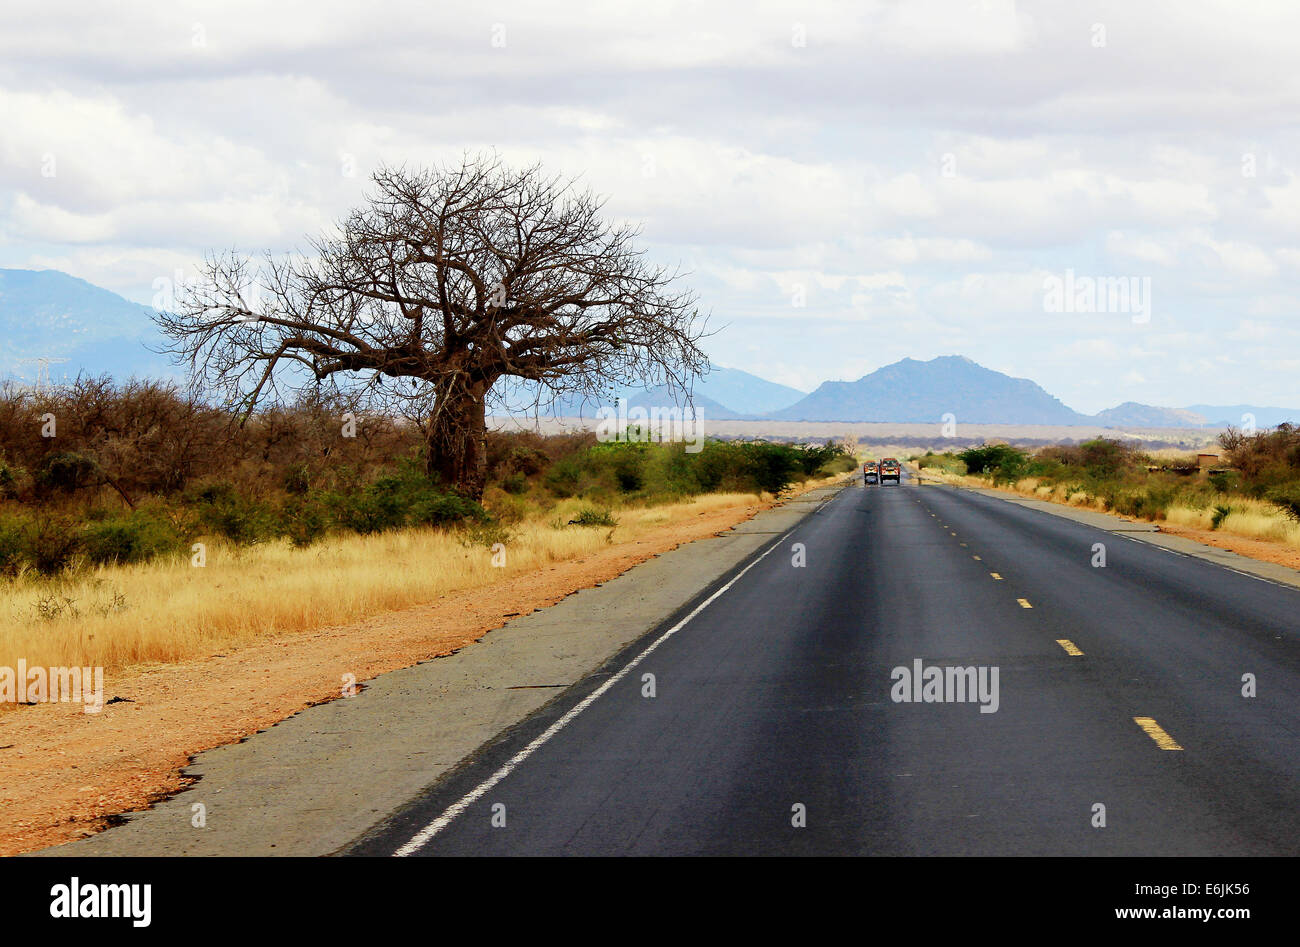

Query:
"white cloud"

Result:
[[3, 0, 1300, 409]]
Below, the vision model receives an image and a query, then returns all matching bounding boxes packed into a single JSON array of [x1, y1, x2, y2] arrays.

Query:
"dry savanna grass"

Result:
[[1163, 499, 1300, 545], [0, 492, 762, 674]]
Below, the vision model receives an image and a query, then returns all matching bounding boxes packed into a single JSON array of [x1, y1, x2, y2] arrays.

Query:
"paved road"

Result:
[[350, 473, 1300, 855]]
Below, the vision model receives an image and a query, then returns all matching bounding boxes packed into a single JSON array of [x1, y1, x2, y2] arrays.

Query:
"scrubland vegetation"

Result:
[[0, 378, 855, 670], [0, 378, 855, 578]]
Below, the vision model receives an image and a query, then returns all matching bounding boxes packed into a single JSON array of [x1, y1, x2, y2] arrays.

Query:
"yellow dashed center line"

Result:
[[1056, 639, 1083, 655], [1017, 598, 1033, 608], [989, 572, 1002, 580], [972, 555, 981, 561], [1133, 716, 1184, 750]]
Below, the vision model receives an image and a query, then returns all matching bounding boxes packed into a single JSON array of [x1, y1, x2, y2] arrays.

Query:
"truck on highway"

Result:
[[880, 457, 902, 484], [863, 461, 879, 484]]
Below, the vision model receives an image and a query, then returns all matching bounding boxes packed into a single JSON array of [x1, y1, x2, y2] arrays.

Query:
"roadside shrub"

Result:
[[1268, 484, 1300, 523], [1208, 471, 1237, 493], [280, 498, 330, 548], [457, 519, 513, 549], [409, 492, 488, 529], [569, 507, 618, 527], [607, 443, 648, 492], [0, 516, 25, 575], [332, 477, 410, 534], [959, 444, 1027, 480], [1112, 485, 1177, 521], [1078, 438, 1138, 478], [0, 456, 23, 499], [916, 452, 967, 475], [543, 455, 591, 498], [24, 516, 83, 575], [1221, 422, 1300, 484], [792, 442, 853, 476], [744, 441, 804, 493], [81, 513, 181, 565], [195, 491, 274, 545]]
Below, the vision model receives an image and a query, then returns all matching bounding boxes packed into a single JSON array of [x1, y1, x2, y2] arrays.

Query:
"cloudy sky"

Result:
[[3, 0, 1299, 413]]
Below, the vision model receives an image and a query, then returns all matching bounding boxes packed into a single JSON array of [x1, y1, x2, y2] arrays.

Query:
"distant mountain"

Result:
[[693, 366, 805, 416], [1088, 402, 1300, 429], [491, 364, 796, 419], [6, 268, 1294, 431], [1094, 403, 1208, 428], [0, 268, 178, 385], [1185, 404, 1300, 428], [625, 383, 743, 419], [774, 355, 1090, 425]]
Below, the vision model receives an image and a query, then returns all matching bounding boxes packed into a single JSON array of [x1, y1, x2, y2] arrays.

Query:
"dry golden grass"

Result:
[[1164, 499, 1300, 545], [0, 492, 764, 673]]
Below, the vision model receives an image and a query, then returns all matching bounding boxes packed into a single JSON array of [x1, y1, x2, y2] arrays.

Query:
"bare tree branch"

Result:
[[156, 153, 709, 497]]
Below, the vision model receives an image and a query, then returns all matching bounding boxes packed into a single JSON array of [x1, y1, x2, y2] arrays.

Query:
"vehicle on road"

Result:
[[863, 461, 879, 484], [880, 457, 902, 483]]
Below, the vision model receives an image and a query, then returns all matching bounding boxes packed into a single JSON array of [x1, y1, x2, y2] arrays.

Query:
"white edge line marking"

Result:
[[392, 522, 801, 855]]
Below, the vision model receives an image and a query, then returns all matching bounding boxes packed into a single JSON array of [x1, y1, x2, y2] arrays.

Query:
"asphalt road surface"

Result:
[[351, 472, 1300, 856]]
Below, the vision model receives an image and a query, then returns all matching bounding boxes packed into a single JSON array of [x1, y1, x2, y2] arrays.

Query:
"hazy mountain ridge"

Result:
[[0, 268, 178, 385], [773, 356, 1090, 425], [1091, 402, 1209, 428], [2, 268, 1296, 429]]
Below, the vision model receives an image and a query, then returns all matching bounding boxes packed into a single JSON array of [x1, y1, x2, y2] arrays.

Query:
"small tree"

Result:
[[158, 155, 708, 498]]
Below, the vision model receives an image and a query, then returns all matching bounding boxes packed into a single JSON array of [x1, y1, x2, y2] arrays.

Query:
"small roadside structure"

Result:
[[1198, 451, 1225, 477]]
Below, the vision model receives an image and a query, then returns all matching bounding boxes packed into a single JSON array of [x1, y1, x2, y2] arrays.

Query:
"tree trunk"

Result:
[[426, 376, 489, 500]]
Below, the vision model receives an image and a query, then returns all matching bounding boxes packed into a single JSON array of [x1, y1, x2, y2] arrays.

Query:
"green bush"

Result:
[[1268, 484, 1300, 523], [1078, 438, 1138, 478], [916, 452, 967, 475], [331, 477, 410, 534], [959, 444, 1027, 480], [81, 512, 181, 565], [24, 517, 83, 575], [543, 455, 590, 498], [410, 492, 488, 528], [326, 473, 488, 535], [1111, 485, 1177, 521], [0, 517, 25, 575], [500, 472, 528, 495], [569, 507, 618, 527], [0, 457, 22, 499], [541, 439, 823, 501], [280, 498, 330, 548], [1208, 471, 1237, 493], [194, 490, 274, 545], [791, 442, 853, 476]]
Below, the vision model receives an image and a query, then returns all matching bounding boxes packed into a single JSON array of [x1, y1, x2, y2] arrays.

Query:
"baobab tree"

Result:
[[157, 155, 708, 498]]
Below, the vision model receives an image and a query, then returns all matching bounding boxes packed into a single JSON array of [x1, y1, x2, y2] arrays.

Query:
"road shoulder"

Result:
[[37, 481, 845, 857]]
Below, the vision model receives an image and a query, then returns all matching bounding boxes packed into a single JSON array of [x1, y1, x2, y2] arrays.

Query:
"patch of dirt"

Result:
[[1155, 523, 1300, 571], [0, 483, 835, 856]]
